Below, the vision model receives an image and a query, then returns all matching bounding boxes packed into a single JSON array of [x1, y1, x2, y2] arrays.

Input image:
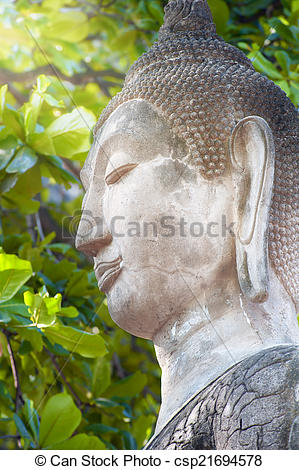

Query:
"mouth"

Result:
[[94, 256, 122, 293]]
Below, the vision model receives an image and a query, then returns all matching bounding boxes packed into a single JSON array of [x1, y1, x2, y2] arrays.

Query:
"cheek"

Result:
[[103, 162, 234, 277], [102, 166, 181, 267]]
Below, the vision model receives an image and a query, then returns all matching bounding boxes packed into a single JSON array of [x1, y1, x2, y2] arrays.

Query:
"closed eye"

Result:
[[105, 163, 138, 185]]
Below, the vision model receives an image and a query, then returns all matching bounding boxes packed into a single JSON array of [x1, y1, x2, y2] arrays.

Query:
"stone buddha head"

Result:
[[76, 0, 298, 432]]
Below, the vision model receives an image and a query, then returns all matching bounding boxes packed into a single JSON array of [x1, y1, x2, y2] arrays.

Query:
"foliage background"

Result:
[[0, 0, 298, 450]]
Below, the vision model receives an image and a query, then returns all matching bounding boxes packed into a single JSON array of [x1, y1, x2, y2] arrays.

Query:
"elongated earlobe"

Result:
[[229, 116, 275, 302]]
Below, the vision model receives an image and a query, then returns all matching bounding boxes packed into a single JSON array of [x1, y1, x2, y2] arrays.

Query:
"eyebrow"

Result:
[[81, 131, 137, 188], [82, 123, 153, 192]]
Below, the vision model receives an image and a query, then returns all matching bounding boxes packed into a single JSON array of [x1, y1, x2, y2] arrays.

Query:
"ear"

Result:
[[229, 116, 275, 303]]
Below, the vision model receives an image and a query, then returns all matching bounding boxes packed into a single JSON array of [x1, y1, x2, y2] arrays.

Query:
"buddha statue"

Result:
[[76, 0, 299, 450]]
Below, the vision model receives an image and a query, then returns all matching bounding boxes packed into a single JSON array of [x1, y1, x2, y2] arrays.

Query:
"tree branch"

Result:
[[0, 65, 124, 85], [7, 84, 27, 106], [2, 329, 24, 412], [100, 0, 117, 8]]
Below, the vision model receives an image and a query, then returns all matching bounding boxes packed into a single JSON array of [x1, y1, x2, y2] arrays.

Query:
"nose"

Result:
[[75, 190, 112, 257]]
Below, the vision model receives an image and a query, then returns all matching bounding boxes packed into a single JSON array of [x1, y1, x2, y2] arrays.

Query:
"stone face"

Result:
[[76, 0, 299, 449]]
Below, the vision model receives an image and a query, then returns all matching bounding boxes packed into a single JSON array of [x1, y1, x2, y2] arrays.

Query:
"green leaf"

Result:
[[269, 17, 297, 44], [45, 107, 96, 159], [43, 93, 65, 108], [13, 413, 31, 440], [3, 164, 42, 214], [94, 398, 120, 408], [23, 93, 43, 137], [39, 393, 81, 448], [121, 430, 137, 450], [85, 423, 118, 434], [289, 81, 299, 105], [106, 371, 147, 399], [44, 11, 89, 42], [147, 1, 164, 24], [23, 399, 39, 443], [2, 105, 25, 141], [44, 325, 107, 358], [235, 0, 273, 16], [6, 146, 37, 174], [43, 154, 80, 186], [0, 310, 11, 323], [43, 258, 76, 283], [23, 291, 61, 327], [0, 299, 30, 319], [92, 357, 111, 396], [0, 174, 18, 193], [0, 148, 15, 170], [249, 51, 283, 80], [208, 0, 229, 35], [59, 306, 79, 318], [0, 380, 14, 409], [0, 253, 32, 303], [132, 415, 154, 448], [44, 294, 62, 316], [39, 232, 56, 248], [0, 135, 17, 170], [29, 131, 56, 156], [43, 335, 69, 356], [275, 79, 290, 96], [49, 243, 75, 256], [274, 51, 291, 74], [37, 75, 51, 94], [17, 327, 43, 352], [0, 84, 8, 121], [50, 433, 105, 450], [65, 270, 89, 297], [19, 340, 33, 355]]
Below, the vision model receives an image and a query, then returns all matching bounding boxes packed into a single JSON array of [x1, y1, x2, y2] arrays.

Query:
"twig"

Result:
[[2, 330, 24, 412], [143, 386, 160, 404], [0, 435, 20, 440], [112, 353, 126, 379], [26, 215, 37, 242], [44, 348, 82, 409], [35, 209, 55, 259]]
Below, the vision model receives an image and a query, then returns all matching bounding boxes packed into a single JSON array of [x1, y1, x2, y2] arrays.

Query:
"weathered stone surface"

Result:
[[146, 346, 299, 450], [76, 0, 299, 449]]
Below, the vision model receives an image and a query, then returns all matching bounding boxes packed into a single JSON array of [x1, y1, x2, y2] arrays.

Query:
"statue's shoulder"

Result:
[[146, 345, 299, 450]]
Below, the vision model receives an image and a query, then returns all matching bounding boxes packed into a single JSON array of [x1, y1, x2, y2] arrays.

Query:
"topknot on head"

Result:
[[159, 0, 216, 39]]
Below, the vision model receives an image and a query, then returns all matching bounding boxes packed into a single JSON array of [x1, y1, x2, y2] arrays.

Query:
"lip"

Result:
[[94, 256, 122, 293]]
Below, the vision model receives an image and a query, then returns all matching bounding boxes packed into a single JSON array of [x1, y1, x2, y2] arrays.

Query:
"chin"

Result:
[[105, 267, 185, 339], [106, 279, 156, 339]]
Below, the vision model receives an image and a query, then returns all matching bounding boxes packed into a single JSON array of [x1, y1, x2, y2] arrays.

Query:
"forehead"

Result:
[[83, 99, 174, 176]]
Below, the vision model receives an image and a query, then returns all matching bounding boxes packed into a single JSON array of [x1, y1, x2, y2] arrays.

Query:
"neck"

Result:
[[152, 269, 299, 433]]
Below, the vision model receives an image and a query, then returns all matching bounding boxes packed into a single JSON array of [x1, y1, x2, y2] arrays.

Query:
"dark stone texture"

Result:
[[146, 346, 299, 450]]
